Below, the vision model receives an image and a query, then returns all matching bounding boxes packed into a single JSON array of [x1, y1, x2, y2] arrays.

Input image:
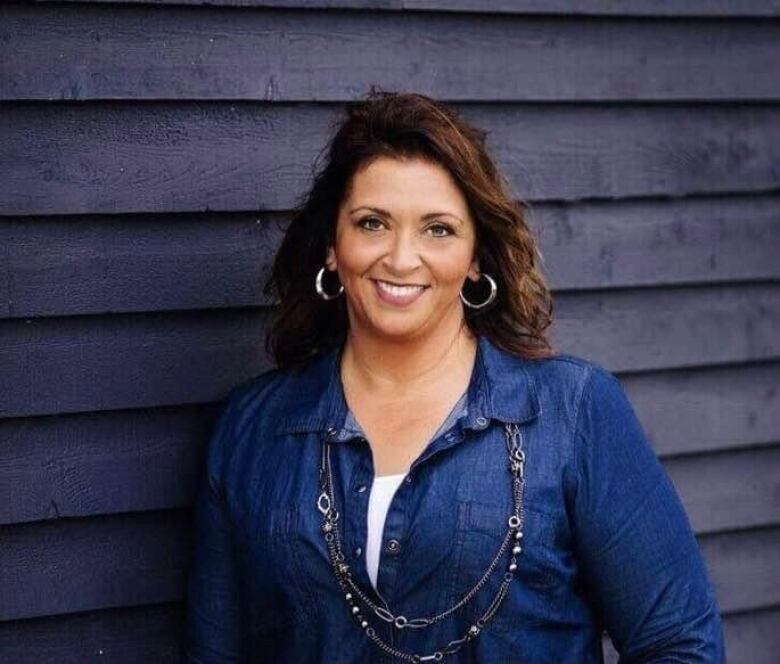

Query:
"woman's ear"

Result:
[[325, 245, 337, 271], [466, 257, 480, 282]]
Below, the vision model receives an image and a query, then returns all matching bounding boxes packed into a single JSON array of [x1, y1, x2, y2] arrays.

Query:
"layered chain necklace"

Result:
[[316, 421, 527, 662]]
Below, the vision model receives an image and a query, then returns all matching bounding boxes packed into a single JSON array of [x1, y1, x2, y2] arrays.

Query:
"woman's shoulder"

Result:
[[509, 349, 629, 428], [220, 350, 335, 431], [519, 350, 619, 396]]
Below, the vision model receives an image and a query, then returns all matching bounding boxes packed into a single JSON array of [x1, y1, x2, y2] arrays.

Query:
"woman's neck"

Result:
[[340, 317, 478, 400]]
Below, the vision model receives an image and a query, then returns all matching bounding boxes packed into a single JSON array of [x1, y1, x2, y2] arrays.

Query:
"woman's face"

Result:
[[326, 156, 480, 341]]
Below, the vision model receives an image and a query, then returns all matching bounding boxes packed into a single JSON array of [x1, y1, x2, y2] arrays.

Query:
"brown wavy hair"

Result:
[[264, 87, 554, 369]]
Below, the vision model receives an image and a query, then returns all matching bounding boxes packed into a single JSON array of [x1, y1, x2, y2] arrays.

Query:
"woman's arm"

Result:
[[182, 391, 244, 664], [569, 366, 725, 663]]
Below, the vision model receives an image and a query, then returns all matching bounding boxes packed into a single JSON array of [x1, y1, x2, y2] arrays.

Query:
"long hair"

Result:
[[264, 88, 554, 369]]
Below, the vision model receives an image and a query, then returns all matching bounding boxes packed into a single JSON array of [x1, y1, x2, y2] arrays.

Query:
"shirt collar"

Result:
[[274, 334, 541, 438]]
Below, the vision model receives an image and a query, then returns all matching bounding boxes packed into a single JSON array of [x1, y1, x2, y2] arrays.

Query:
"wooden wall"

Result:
[[1, 1, 779, 661]]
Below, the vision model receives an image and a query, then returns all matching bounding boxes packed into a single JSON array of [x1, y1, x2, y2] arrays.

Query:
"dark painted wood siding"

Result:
[[1, 2, 778, 661]]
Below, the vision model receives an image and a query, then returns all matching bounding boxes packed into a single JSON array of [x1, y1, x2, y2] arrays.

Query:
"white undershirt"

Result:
[[366, 472, 407, 590]]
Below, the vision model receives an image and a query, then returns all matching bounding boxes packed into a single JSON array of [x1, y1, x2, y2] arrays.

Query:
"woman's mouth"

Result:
[[372, 279, 429, 307]]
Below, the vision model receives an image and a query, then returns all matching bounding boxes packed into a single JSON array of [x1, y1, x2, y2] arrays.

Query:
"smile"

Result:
[[372, 279, 429, 306]]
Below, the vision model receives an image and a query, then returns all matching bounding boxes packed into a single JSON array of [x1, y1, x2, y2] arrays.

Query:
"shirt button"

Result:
[[356, 484, 368, 493], [354, 546, 362, 557], [386, 539, 401, 554], [404, 475, 412, 484], [445, 432, 456, 442], [476, 416, 488, 427]]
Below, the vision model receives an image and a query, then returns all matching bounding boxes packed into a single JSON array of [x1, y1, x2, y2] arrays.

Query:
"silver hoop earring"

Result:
[[315, 266, 344, 301], [460, 273, 497, 310]]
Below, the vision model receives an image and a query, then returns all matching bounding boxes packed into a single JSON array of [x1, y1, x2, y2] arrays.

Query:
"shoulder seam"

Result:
[[570, 363, 596, 506]]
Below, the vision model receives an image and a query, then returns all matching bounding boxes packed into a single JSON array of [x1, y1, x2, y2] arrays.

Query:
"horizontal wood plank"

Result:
[[0, 510, 192, 621], [721, 606, 780, 664], [0, 284, 777, 418], [2, 194, 778, 319], [551, 283, 780, 372], [0, 603, 182, 664], [532, 195, 780, 292], [663, 444, 780, 534], [3, 6, 779, 102], [0, 509, 775, 621], [0, 404, 218, 525], [56, 0, 780, 18], [0, 308, 273, 418], [701, 527, 780, 614], [0, 212, 287, 319], [622, 362, 780, 457], [2, 103, 779, 216]]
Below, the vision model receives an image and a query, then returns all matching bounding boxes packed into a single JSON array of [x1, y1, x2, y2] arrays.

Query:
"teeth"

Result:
[[376, 280, 425, 297]]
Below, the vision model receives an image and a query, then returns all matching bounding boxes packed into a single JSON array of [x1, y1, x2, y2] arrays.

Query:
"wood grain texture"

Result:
[[0, 404, 218, 525], [721, 606, 780, 664], [2, 103, 779, 216], [0, 508, 775, 621], [0, 511, 191, 621], [0, 308, 273, 418], [0, 213, 287, 318], [0, 603, 183, 664], [3, 5, 779, 101], [50, 0, 780, 17], [700, 528, 780, 614], [551, 283, 780, 372], [531, 195, 780, 291], [621, 362, 780, 457], [663, 445, 780, 534], [2, 195, 778, 320]]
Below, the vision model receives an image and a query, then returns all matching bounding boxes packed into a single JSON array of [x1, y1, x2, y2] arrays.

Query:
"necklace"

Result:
[[316, 421, 527, 662]]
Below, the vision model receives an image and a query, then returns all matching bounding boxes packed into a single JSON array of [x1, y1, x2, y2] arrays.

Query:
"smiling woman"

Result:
[[183, 88, 724, 664], [263, 88, 554, 370], [325, 156, 480, 342]]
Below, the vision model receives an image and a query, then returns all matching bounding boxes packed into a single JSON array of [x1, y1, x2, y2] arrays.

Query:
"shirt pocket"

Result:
[[448, 500, 563, 631], [240, 504, 319, 635]]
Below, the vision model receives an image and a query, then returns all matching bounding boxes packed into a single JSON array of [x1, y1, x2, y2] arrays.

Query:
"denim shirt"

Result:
[[183, 335, 725, 663]]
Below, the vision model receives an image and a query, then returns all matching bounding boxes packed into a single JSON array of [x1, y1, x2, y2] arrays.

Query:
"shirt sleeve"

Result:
[[570, 366, 725, 663], [182, 387, 244, 664]]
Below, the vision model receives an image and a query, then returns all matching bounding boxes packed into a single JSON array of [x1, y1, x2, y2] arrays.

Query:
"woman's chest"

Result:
[[347, 394, 466, 475], [226, 422, 582, 643]]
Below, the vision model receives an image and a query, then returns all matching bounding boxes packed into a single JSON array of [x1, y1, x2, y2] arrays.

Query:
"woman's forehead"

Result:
[[343, 157, 471, 220]]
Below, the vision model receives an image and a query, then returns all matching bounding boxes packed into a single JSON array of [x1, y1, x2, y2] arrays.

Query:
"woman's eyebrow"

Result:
[[349, 205, 464, 224]]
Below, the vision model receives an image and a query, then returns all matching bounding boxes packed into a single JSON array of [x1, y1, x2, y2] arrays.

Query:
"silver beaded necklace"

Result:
[[316, 421, 527, 662]]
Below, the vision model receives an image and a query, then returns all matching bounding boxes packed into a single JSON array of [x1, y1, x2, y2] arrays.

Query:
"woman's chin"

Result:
[[359, 312, 433, 341]]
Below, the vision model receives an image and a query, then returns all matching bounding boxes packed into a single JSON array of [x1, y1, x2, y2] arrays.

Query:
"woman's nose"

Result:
[[384, 232, 422, 272]]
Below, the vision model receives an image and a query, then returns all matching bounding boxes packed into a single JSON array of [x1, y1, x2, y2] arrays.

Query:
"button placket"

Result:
[[344, 450, 373, 588]]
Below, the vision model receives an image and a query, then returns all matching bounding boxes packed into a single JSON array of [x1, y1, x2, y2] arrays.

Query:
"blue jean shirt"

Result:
[[183, 335, 725, 663]]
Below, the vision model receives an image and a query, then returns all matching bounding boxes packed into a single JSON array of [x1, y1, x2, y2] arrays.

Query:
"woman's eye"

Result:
[[427, 223, 454, 237], [359, 216, 384, 231]]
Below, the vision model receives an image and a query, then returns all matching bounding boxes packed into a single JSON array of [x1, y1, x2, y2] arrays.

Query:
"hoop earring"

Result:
[[460, 273, 497, 310], [315, 266, 344, 301]]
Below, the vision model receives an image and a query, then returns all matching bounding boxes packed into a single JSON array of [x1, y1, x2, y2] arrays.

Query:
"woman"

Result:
[[183, 90, 724, 663]]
